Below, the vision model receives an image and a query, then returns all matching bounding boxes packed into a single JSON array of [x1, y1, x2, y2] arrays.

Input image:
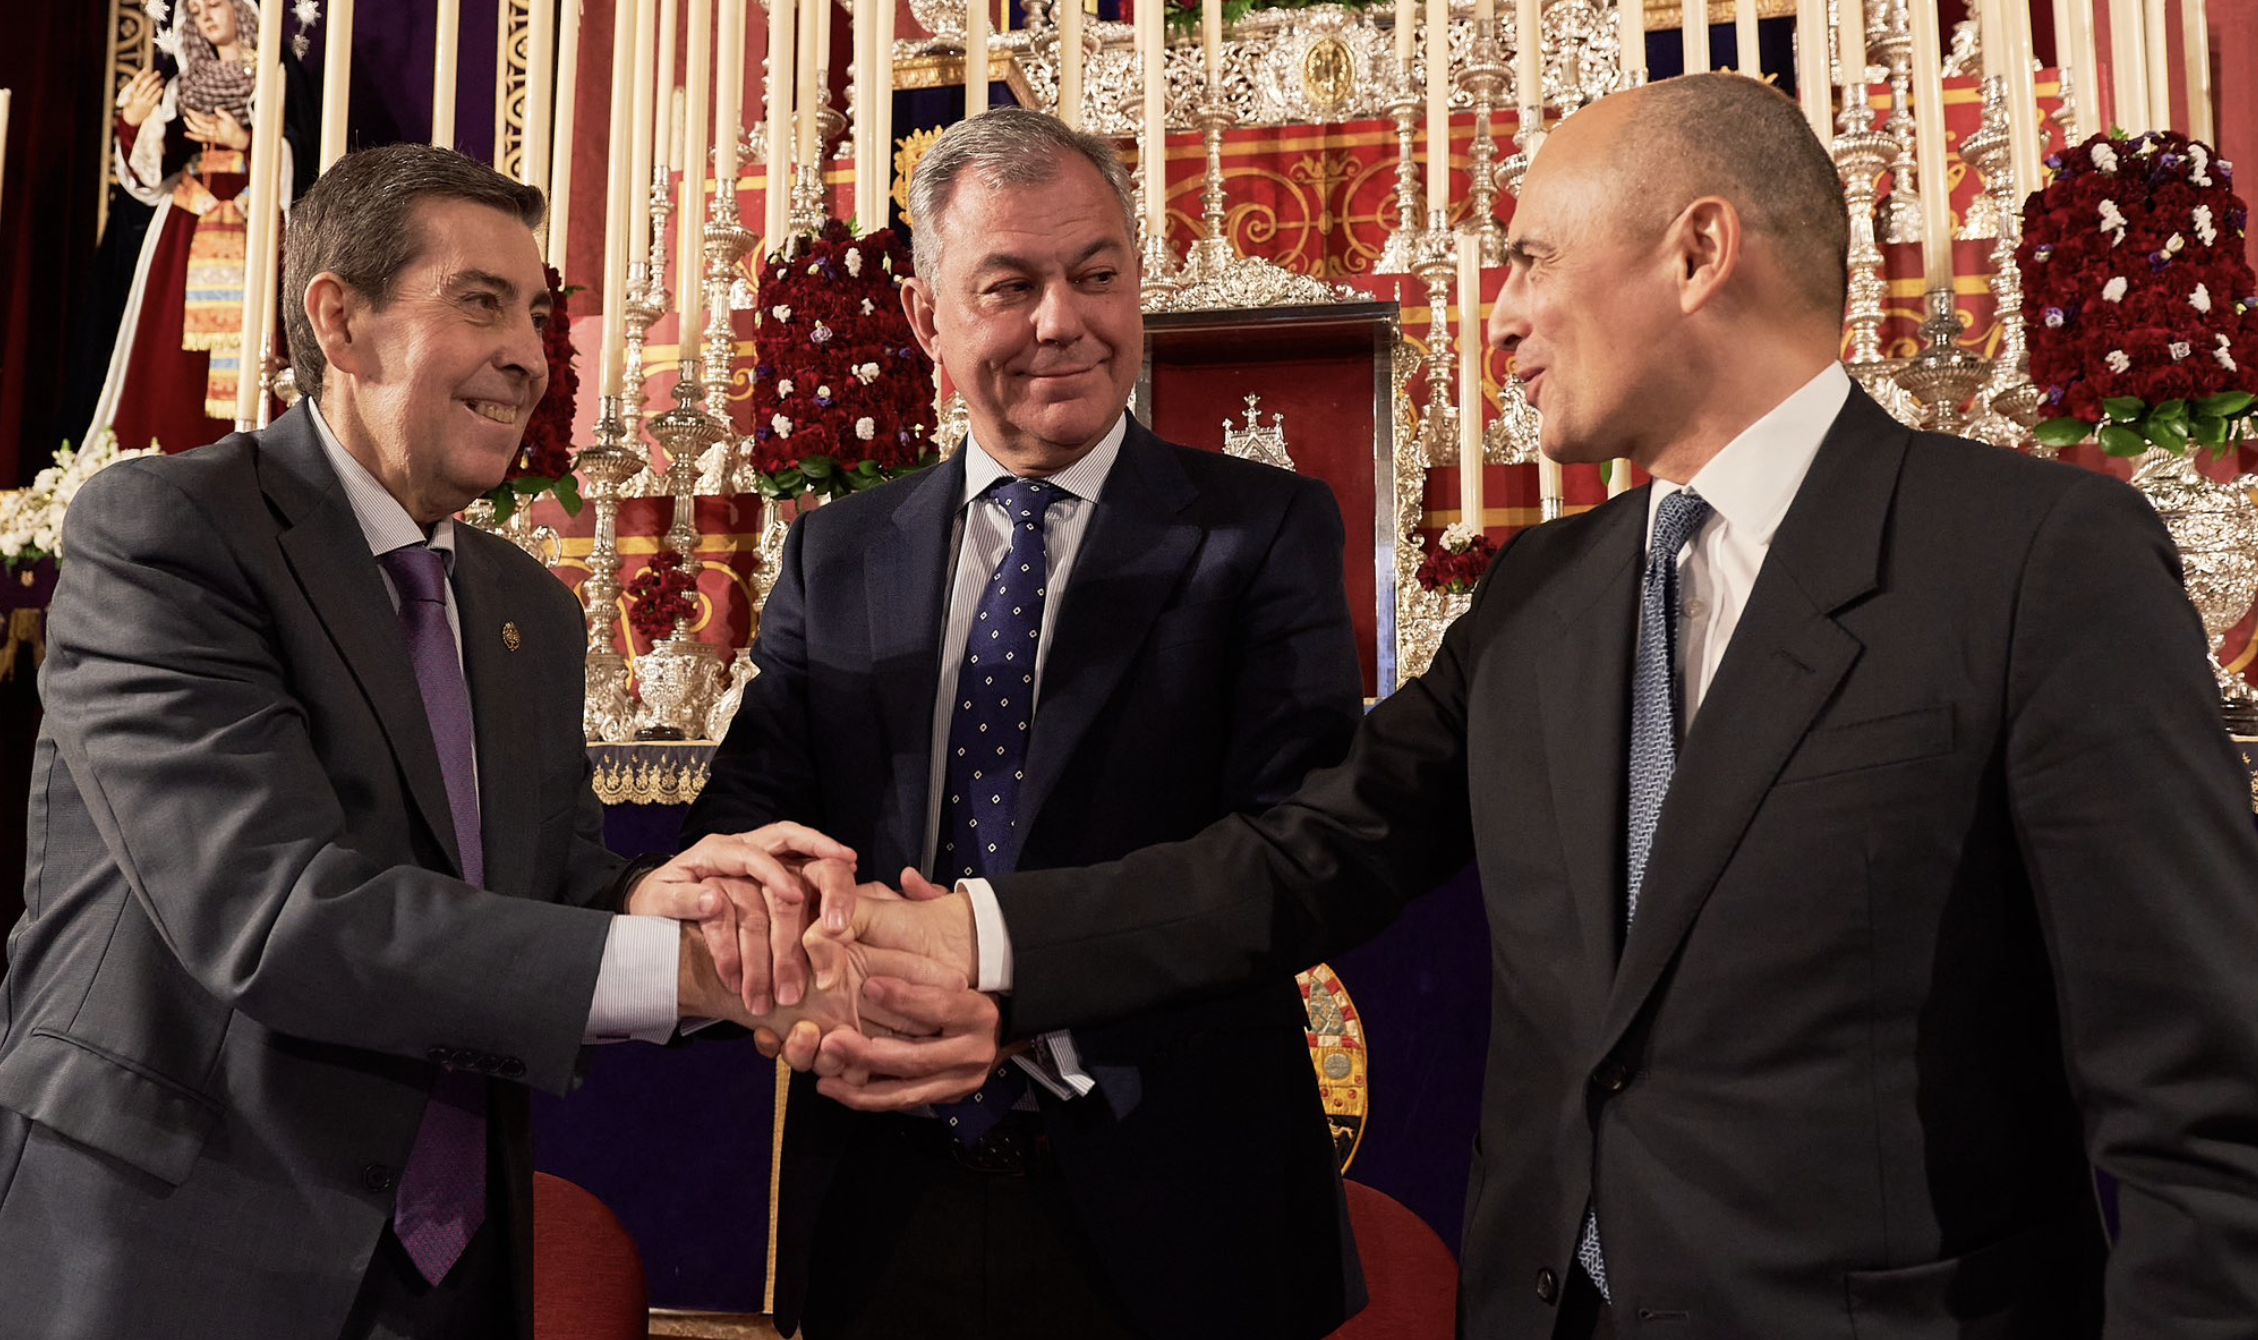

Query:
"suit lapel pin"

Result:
[[501, 621, 522, 652]]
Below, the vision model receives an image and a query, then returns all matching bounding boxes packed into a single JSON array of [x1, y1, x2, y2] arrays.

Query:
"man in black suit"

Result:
[[682, 108, 1367, 1340], [815, 75, 2258, 1337]]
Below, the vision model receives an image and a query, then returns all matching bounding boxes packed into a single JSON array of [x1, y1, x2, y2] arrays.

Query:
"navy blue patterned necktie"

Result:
[[1577, 486, 1712, 1303], [934, 476, 1072, 1143]]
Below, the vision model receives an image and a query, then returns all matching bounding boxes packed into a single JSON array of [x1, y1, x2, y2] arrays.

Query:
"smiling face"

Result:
[[901, 152, 1141, 474], [320, 197, 552, 522]]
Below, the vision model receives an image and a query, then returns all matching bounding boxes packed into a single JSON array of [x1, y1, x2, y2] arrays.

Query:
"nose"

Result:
[[1485, 267, 1527, 359], [499, 308, 547, 386], [1030, 277, 1087, 347]]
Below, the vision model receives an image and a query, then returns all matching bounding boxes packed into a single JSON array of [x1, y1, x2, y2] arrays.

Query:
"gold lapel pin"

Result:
[[501, 621, 523, 652]]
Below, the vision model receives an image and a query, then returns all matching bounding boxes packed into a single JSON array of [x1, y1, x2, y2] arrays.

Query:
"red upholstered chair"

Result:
[[1328, 1179, 1460, 1340], [533, 1172, 649, 1340]]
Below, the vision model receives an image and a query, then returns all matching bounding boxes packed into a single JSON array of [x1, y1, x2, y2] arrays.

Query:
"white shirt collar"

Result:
[[305, 398, 459, 568], [958, 412, 1129, 508], [1649, 362, 1852, 547]]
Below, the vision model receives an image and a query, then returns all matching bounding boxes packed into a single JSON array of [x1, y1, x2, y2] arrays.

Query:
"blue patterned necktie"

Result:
[[1576, 487, 1712, 1303], [933, 477, 1071, 1144], [377, 543, 489, 1285]]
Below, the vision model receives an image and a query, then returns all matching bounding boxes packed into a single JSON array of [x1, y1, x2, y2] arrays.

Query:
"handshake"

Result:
[[626, 822, 1000, 1109]]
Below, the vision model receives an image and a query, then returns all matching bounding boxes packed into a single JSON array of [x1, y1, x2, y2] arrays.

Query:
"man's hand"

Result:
[[626, 822, 855, 1018]]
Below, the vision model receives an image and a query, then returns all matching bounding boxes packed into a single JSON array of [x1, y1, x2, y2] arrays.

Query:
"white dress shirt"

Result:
[[307, 400, 678, 1045]]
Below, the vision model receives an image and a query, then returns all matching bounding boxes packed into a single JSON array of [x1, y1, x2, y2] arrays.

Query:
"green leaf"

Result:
[[2193, 415, 2229, 448], [554, 474, 584, 516], [2097, 423, 2149, 456], [513, 476, 548, 495], [490, 489, 519, 524], [772, 467, 805, 494], [2195, 390, 2256, 418], [2033, 417, 2092, 448], [2101, 396, 2148, 421], [800, 455, 836, 479], [1597, 459, 1613, 488], [2145, 416, 2191, 452], [2151, 398, 2190, 426]]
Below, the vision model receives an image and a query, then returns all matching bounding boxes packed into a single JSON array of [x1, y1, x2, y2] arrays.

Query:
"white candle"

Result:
[[1682, 0, 1709, 73], [1607, 460, 1630, 496], [853, 0, 873, 223], [2142, 0, 2172, 135], [1517, 0, 1541, 112], [525, 0, 553, 193], [1537, 448, 1562, 507], [1202, 0, 1224, 88], [1060, 0, 1084, 128], [1839, 0, 1865, 84], [319, 0, 354, 169], [655, 0, 679, 174], [1456, 231, 1484, 528], [1736, 0, 1759, 75], [598, 0, 641, 395], [1476, 0, 1496, 26], [1907, 0, 1954, 286], [250, 74, 288, 427], [1796, 0, 1829, 137], [2059, 0, 2100, 142], [628, 0, 658, 268], [2185, 0, 2213, 141], [966, 0, 989, 117], [765, 0, 796, 247], [798, 0, 821, 163], [1620, 0, 1646, 80], [680, 0, 712, 346], [1998, 0, 2044, 195], [2106, 0, 2146, 134], [1426, 0, 1449, 206], [1140, 0, 1166, 242], [877, 0, 896, 223], [548, 0, 584, 270], [235, 0, 286, 427], [1396, 0, 1416, 68], [433, 0, 460, 149], [0, 90, 11, 227], [715, 0, 745, 196]]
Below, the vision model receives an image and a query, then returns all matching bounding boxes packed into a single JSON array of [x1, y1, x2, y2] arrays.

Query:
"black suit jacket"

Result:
[[0, 403, 626, 1339], [997, 388, 2258, 1338], [685, 419, 1368, 1339]]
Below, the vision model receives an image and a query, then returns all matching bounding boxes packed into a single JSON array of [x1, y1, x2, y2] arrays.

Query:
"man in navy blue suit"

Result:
[[682, 108, 1368, 1340]]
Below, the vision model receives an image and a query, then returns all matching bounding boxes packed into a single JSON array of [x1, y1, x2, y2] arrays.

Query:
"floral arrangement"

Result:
[[0, 430, 164, 567], [2021, 129, 2258, 456], [482, 266, 584, 523], [625, 549, 698, 642], [1415, 522, 1497, 595], [748, 220, 938, 501]]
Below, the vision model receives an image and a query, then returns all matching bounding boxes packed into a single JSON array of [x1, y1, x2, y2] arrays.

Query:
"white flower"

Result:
[[810, 322, 834, 343], [2217, 334, 2239, 372], [855, 417, 877, 441], [2192, 284, 2213, 313], [1439, 521, 1481, 553], [2190, 143, 2213, 185], [2165, 233, 2186, 255], [2194, 205, 2218, 247], [808, 261, 823, 275], [881, 254, 894, 273], [770, 305, 792, 322], [2105, 349, 2132, 374], [861, 297, 875, 316], [2097, 199, 2128, 243], [771, 413, 793, 437], [2101, 275, 2129, 303], [2169, 340, 2192, 361], [777, 378, 794, 396], [2092, 141, 2119, 173], [845, 249, 864, 277], [293, 0, 319, 27], [854, 362, 881, 385], [816, 385, 832, 400]]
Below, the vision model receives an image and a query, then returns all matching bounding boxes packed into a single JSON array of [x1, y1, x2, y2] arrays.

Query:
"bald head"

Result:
[[1543, 73, 1849, 318]]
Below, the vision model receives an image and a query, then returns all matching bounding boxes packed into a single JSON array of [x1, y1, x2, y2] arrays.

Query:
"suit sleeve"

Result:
[[40, 462, 612, 1095], [2001, 469, 2258, 1329], [996, 535, 1502, 1036], [682, 512, 819, 843]]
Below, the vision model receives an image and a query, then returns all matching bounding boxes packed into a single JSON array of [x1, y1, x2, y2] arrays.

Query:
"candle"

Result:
[[1736, 0, 1758, 76], [1620, 0, 1646, 81], [1682, 0, 1709, 73], [765, 0, 796, 247], [876, 0, 895, 225], [1476, 0, 1496, 25], [548, 0, 583, 270], [680, 0, 712, 348], [628, 0, 658, 268], [1607, 460, 1630, 497], [2142, 0, 2171, 136], [852, 0, 873, 222], [250, 75, 288, 427], [2106, 0, 2146, 134], [1202, 0, 1224, 88], [1795, 0, 1829, 137], [655, 0, 679, 174], [1997, 0, 2044, 196], [799, 0, 821, 163], [1396, 0, 1416, 69], [433, 0, 460, 149], [1517, 0, 1541, 112], [0, 90, 11, 228], [1060, 0, 1084, 128], [2062, 0, 2099, 143], [1456, 231, 1484, 529], [235, 0, 285, 427], [1537, 448, 1562, 507], [525, 0, 552, 192], [1906, 0, 1953, 286], [2185, 0, 2213, 141], [715, 0, 745, 197], [965, 0, 989, 116], [598, 0, 641, 396], [1426, 0, 1449, 206], [1140, 0, 1166, 243], [1839, 0, 1865, 85], [319, 0, 354, 169]]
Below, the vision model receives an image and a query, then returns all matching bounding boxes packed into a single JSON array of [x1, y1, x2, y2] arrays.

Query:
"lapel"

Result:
[[1532, 493, 1646, 1013], [1014, 423, 1200, 867], [451, 534, 539, 895], [259, 403, 466, 878], [866, 455, 963, 874], [1593, 386, 1908, 1059]]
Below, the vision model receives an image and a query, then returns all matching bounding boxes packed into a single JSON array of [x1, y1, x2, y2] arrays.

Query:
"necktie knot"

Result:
[[379, 543, 450, 606], [1648, 488, 1713, 572], [989, 476, 1073, 530]]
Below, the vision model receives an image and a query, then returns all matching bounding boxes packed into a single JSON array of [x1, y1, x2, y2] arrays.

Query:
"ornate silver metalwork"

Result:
[[1894, 288, 1986, 433], [1958, 74, 2046, 450], [1873, 0, 1925, 247], [704, 647, 758, 742], [1458, 19, 1511, 267], [1834, 84, 1924, 428], [2129, 450, 2258, 725], [1413, 209, 1461, 470], [1388, 332, 1471, 680], [1374, 72, 1427, 275], [576, 400, 642, 743], [635, 369, 729, 740], [1222, 394, 1295, 471], [1180, 90, 1238, 283]]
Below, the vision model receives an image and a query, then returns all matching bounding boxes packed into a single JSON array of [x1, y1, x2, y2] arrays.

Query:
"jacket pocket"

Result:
[[1843, 1221, 2065, 1340], [0, 1029, 220, 1186], [1776, 704, 1955, 787]]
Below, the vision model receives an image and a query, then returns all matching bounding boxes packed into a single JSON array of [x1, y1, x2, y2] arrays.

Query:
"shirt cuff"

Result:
[[1014, 1030, 1097, 1100], [959, 878, 1013, 993], [583, 915, 681, 1044]]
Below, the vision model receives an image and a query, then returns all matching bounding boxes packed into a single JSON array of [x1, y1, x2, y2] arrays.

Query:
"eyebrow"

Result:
[[451, 269, 552, 311], [1499, 236, 1549, 266], [970, 237, 1128, 278]]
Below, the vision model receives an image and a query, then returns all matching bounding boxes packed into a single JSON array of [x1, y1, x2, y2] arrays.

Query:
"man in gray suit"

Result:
[[0, 144, 865, 1339]]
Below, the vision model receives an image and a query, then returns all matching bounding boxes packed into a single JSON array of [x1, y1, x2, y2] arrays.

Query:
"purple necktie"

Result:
[[377, 542, 488, 1285]]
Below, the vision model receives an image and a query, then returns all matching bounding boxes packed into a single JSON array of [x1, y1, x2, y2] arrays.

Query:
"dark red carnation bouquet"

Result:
[[2021, 130, 2258, 456], [625, 549, 698, 641], [1415, 523, 1497, 595], [483, 265, 586, 522], [747, 221, 938, 500]]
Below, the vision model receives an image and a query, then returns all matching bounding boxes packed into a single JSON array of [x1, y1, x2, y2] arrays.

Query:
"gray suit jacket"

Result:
[[0, 402, 625, 1339]]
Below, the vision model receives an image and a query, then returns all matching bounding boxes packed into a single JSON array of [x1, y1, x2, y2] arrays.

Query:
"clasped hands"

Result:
[[627, 824, 995, 1108]]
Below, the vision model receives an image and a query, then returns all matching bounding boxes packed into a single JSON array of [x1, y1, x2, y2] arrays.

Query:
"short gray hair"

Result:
[[907, 107, 1139, 281]]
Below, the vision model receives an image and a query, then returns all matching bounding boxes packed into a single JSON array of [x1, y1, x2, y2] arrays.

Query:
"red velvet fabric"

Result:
[[532, 1172, 648, 1340], [1330, 1179, 1459, 1340]]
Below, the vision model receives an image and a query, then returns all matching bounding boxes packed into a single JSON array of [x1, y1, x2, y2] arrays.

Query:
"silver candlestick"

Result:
[[1413, 208, 1461, 470], [1458, 19, 1511, 267], [1895, 288, 1986, 432], [1375, 71, 1427, 274], [1874, 0, 1926, 246], [1181, 88, 1237, 283]]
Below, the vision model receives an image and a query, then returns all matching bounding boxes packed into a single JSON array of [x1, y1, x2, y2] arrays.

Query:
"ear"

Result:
[[1668, 195, 1741, 316], [899, 276, 944, 371], [303, 271, 370, 380]]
